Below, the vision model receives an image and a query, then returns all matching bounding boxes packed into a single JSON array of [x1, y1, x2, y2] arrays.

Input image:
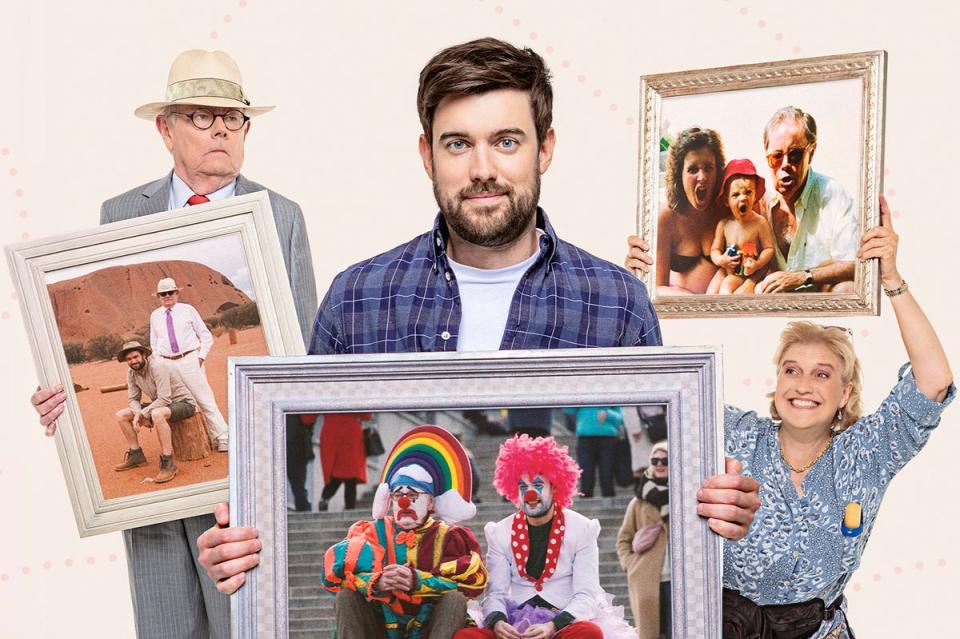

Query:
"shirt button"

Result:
[[445, 271, 452, 281], [436, 236, 442, 247], [441, 331, 451, 340], [793, 551, 800, 558]]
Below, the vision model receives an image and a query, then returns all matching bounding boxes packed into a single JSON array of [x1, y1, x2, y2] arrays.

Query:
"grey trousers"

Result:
[[335, 589, 468, 639], [123, 513, 229, 639]]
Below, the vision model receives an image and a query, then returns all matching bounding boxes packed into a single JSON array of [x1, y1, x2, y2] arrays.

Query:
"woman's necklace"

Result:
[[781, 432, 834, 474]]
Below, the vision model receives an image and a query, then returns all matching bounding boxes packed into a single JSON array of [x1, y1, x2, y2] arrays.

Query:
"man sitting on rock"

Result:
[[321, 425, 487, 638], [113, 340, 197, 483]]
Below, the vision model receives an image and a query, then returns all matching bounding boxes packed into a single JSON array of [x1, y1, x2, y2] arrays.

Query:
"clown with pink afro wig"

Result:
[[492, 435, 582, 509], [455, 435, 636, 638]]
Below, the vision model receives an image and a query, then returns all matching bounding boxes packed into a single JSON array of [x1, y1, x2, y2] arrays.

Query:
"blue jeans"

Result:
[[577, 435, 616, 497]]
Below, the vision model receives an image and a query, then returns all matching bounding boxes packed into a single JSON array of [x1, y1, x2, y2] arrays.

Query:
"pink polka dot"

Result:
[[8, 292, 15, 301], [609, 104, 618, 112], [887, 188, 897, 197], [546, 46, 554, 54], [852, 583, 861, 592], [512, 18, 520, 26], [892, 210, 901, 219], [577, 74, 586, 82], [109, 553, 118, 562], [561, 60, 570, 68], [20, 232, 29, 240], [916, 561, 925, 570], [757, 20, 766, 28], [86, 556, 96, 565], [0, 147, 8, 155], [2, 312, 10, 321], [239, 0, 247, 6], [764, 378, 773, 387], [860, 329, 869, 338], [495, 5, 503, 14], [775, 32, 783, 40], [742, 378, 752, 387], [64, 559, 73, 567], [210, 31, 218, 39], [894, 566, 902, 574], [20, 566, 29, 575], [15, 188, 23, 197], [739, 7, 748, 15], [872, 573, 881, 581], [625, 117, 635, 126], [43, 561, 52, 570], [8, 168, 16, 176], [224, 14, 232, 23], [792, 46, 801, 54], [18, 209, 27, 218], [884, 167, 891, 177], [529, 32, 538, 40], [938, 558, 947, 567], [593, 89, 602, 97]]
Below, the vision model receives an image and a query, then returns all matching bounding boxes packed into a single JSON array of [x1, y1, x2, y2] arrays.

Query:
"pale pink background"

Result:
[[0, 1, 957, 637]]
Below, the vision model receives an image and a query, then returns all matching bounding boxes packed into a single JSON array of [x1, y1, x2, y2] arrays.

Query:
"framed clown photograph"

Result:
[[635, 50, 886, 317], [230, 346, 724, 639], [5, 191, 304, 536]]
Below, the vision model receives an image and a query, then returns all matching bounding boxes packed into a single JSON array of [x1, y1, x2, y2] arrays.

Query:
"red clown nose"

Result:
[[523, 489, 539, 503], [397, 496, 412, 509]]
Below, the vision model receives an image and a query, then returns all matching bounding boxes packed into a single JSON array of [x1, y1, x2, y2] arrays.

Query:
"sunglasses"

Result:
[[158, 290, 177, 297], [765, 145, 808, 169], [650, 458, 668, 466], [821, 324, 853, 337]]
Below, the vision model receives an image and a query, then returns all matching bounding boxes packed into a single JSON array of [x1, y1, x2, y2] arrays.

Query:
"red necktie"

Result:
[[187, 194, 210, 205]]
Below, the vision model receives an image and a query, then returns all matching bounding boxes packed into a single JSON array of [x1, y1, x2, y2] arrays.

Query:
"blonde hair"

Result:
[[768, 322, 862, 431], [644, 440, 669, 479]]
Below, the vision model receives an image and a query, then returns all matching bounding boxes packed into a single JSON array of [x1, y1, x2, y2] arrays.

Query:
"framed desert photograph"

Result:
[[230, 347, 723, 639], [636, 51, 886, 317], [6, 191, 304, 536]]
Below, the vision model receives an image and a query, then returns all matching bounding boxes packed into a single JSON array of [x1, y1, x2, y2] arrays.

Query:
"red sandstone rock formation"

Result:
[[48, 260, 253, 342]]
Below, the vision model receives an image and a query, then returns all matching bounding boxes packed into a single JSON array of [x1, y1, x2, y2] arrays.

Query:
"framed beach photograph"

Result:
[[636, 51, 886, 317], [230, 347, 723, 639], [6, 191, 305, 536]]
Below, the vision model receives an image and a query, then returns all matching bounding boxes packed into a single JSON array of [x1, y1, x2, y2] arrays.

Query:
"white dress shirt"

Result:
[[150, 302, 214, 359], [168, 171, 236, 209]]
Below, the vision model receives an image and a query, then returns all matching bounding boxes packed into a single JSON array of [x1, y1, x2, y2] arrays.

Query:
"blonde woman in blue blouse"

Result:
[[722, 197, 954, 639]]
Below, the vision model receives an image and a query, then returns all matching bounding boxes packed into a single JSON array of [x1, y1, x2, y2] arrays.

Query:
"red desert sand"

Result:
[[69, 327, 267, 500]]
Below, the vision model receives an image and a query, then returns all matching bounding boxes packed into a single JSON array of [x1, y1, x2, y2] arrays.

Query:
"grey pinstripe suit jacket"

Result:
[[100, 172, 318, 342]]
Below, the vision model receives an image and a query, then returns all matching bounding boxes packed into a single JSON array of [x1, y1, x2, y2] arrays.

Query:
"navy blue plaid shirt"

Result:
[[309, 210, 662, 354]]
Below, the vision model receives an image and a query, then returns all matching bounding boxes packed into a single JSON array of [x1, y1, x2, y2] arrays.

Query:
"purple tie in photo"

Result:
[[165, 309, 180, 353]]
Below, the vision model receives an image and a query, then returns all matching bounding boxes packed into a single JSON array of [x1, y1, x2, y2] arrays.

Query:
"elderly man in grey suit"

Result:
[[30, 50, 317, 639]]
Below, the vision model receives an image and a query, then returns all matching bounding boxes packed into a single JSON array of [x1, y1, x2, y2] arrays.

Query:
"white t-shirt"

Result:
[[448, 247, 540, 352]]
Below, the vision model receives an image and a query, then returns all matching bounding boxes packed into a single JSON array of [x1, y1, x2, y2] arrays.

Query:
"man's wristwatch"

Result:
[[802, 270, 814, 287]]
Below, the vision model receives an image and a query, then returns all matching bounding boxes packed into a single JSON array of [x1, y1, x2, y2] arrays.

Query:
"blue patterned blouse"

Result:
[[723, 364, 954, 636]]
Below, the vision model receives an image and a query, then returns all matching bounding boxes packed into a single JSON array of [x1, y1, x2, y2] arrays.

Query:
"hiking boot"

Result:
[[114, 448, 147, 472], [154, 454, 178, 484], [317, 500, 329, 512]]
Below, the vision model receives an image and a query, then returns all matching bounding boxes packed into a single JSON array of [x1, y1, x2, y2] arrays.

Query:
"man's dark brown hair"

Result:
[[417, 37, 553, 145]]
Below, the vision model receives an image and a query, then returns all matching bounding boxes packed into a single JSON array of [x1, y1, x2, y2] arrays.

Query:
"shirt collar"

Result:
[[169, 172, 237, 209], [430, 207, 558, 272], [769, 168, 821, 217]]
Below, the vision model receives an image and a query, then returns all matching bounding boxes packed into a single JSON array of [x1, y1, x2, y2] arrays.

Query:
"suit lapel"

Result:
[[138, 172, 172, 215]]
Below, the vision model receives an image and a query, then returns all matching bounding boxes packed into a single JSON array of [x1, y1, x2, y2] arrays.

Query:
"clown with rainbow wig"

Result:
[[321, 425, 488, 638], [455, 435, 635, 639]]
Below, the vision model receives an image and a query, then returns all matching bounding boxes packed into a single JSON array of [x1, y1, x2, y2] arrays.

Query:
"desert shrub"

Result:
[[85, 333, 125, 362], [63, 341, 87, 364], [220, 302, 260, 329]]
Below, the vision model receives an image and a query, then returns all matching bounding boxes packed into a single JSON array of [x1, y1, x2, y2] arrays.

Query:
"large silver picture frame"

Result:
[[6, 191, 305, 536], [230, 346, 724, 639], [637, 50, 886, 317]]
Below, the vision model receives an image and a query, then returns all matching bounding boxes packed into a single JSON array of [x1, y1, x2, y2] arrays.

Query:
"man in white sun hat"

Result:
[[149, 276, 228, 453], [29, 50, 317, 639]]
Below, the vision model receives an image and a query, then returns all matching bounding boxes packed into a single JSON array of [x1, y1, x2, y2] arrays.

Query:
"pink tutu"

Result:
[[467, 593, 636, 638]]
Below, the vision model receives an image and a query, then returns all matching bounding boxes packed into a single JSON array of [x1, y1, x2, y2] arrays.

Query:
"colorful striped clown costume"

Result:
[[321, 426, 488, 639]]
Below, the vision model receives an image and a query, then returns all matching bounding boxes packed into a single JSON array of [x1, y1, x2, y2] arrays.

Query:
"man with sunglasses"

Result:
[[755, 106, 858, 294], [149, 277, 227, 452], [28, 49, 317, 639]]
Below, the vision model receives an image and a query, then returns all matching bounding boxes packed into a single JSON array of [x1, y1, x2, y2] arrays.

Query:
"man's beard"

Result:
[[522, 495, 553, 518], [434, 171, 540, 248]]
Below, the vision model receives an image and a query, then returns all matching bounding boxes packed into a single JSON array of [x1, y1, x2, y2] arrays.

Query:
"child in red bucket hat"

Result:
[[708, 159, 775, 294]]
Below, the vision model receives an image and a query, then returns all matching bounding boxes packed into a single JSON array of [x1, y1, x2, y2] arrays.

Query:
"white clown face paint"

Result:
[[517, 474, 553, 518], [390, 488, 434, 530]]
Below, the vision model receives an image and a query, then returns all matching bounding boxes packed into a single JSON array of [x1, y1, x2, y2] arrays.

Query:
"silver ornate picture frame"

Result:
[[637, 51, 886, 317], [6, 191, 305, 536], [230, 346, 723, 639]]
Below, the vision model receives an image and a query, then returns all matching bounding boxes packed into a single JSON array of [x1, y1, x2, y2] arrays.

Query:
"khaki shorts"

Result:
[[167, 400, 196, 423]]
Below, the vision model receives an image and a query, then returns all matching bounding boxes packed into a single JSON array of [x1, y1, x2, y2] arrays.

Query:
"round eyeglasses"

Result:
[[167, 109, 249, 131]]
